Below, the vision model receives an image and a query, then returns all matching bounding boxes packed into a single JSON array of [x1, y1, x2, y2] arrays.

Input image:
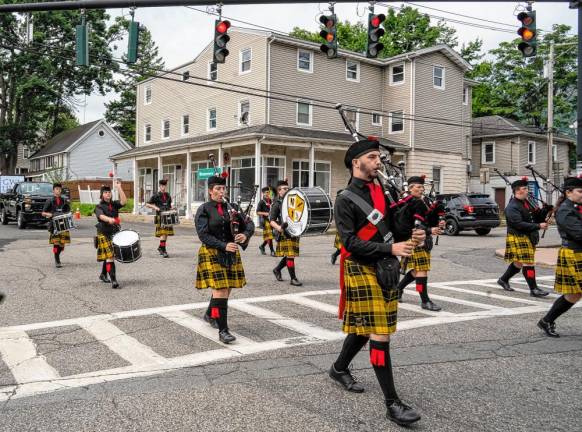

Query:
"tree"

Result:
[[104, 17, 165, 145], [0, 6, 122, 174]]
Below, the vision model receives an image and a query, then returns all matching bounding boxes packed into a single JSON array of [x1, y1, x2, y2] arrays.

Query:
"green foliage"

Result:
[[70, 198, 134, 216]]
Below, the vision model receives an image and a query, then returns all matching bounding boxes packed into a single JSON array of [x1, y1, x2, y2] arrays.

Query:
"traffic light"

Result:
[[367, 13, 385, 58], [213, 19, 231, 64], [517, 10, 536, 57], [127, 20, 140, 64], [319, 14, 338, 59], [75, 22, 89, 66]]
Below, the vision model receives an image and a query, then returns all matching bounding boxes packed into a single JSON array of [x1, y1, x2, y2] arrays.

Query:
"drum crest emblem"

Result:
[[286, 194, 305, 223]]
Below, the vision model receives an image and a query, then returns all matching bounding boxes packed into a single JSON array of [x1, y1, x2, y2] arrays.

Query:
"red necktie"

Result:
[[217, 203, 224, 216], [56, 197, 61, 207]]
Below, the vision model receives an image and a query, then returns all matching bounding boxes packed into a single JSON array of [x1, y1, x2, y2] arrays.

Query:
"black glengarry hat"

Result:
[[343, 139, 380, 169]]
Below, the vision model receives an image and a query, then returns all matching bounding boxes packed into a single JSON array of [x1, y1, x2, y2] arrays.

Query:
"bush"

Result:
[[70, 199, 134, 216]]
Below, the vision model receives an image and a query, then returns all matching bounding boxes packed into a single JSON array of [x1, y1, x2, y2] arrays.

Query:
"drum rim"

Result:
[[281, 186, 333, 236]]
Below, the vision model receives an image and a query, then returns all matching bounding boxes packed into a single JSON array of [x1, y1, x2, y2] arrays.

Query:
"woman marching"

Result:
[[42, 183, 71, 268], [195, 175, 255, 344], [537, 176, 582, 337], [256, 187, 276, 256]]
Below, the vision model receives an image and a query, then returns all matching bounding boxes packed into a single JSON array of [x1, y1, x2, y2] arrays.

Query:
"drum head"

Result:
[[113, 230, 139, 246], [281, 187, 332, 237]]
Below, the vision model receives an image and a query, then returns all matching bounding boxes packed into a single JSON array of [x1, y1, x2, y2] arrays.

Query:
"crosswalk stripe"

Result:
[[397, 302, 456, 317], [432, 283, 545, 305], [285, 296, 338, 315], [402, 290, 505, 310]]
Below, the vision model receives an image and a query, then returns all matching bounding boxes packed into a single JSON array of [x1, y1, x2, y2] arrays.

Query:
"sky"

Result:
[[78, 1, 579, 124]]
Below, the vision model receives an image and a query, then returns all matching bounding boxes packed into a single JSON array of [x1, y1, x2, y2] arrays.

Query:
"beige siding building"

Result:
[[111, 28, 473, 217]]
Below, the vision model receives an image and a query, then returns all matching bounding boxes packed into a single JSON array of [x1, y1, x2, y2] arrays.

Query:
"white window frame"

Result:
[[144, 85, 152, 105], [372, 113, 383, 126], [433, 65, 445, 90], [343, 107, 360, 132], [463, 86, 469, 105], [191, 160, 211, 203], [389, 111, 404, 134], [528, 140, 536, 165], [161, 119, 170, 140], [207, 108, 217, 131], [346, 60, 360, 82], [262, 155, 287, 188], [389, 63, 405, 86], [208, 61, 218, 82], [292, 159, 332, 194], [239, 48, 252, 75], [23, 146, 32, 159], [482, 141, 495, 164], [297, 49, 313, 73], [432, 166, 443, 194], [181, 115, 190, 136], [238, 100, 251, 126], [296, 100, 313, 126], [552, 144, 558, 162], [144, 124, 152, 143]]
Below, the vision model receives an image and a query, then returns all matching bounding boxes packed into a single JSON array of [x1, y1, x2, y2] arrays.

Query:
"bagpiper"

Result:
[[497, 177, 549, 297], [256, 187, 276, 256], [195, 175, 255, 344], [146, 179, 174, 258], [330, 139, 425, 426], [538, 176, 582, 337], [41, 183, 71, 268]]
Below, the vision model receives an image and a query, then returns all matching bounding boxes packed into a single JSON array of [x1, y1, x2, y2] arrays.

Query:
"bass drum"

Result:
[[281, 187, 333, 237], [112, 230, 142, 263]]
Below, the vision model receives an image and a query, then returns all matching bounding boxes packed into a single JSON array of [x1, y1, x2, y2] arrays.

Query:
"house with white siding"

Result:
[[111, 27, 474, 217], [27, 120, 134, 183]]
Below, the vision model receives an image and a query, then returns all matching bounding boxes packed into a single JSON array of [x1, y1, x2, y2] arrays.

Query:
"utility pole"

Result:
[[546, 40, 554, 205]]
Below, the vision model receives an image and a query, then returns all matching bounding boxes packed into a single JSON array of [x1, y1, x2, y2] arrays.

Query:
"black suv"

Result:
[[436, 193, 500, 236]]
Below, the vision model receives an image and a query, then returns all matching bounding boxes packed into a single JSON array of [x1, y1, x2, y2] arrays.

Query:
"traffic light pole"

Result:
[[547, 40, 554, 204]]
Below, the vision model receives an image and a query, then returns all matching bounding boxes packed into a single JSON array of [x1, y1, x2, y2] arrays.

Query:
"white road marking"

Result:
[[0, 275, 573, 402]]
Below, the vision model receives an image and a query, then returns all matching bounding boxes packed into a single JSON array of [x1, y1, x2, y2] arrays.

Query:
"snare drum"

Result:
[[112, 230, 142, 263], [51, 213, 74, 234], [160, 209, 180, 227], [281, 187, 333, 237]]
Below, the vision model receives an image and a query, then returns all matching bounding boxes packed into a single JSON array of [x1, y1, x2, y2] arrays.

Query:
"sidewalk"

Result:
[[495, 247, 559, 268]]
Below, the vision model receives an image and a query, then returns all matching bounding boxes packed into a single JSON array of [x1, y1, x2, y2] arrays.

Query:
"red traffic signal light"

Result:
[[216, 20, 231, 34], [370, 14, 385, 29], [213, 19, 231, 64], [367, 13, 385, 58]]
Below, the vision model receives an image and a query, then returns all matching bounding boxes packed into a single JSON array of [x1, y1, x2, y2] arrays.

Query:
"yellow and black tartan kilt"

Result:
[[554, 247, 582, 294], [49, 231, 71, 246], [275, 235, 300, 257], [342, 259, 398, 336], [155, 223, 175, 237], [262, 220, 274, 241], [504, 233, 536, 265], [407, 246, 431, 271], [333, 232, 342, 250], [96, 233, 114, 262], [195, 245, 246, 290]]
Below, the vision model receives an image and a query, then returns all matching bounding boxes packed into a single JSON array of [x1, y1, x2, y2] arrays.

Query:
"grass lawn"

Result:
[[70, 199, 134, 216]]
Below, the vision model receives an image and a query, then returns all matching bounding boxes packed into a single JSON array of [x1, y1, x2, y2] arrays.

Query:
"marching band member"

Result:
[[146, 179, 174, 258], [256, 187, 275, 256], [497, 177, 549, 297], [196, 175, 255, 344], [42, 183, 71, 268], [95, 182, 127, 289], [330, 139, 425, 426], [331, 189, 344, 265], [396, 176, 444, 311], [270, 180, 302, 286], [538, 177, 582, 337]]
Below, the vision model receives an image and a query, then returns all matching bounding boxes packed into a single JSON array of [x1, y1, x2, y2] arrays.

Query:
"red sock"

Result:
[[210, 307, 220, 319], [286, 258, 295, 268], [106, 262, 112, 273], [53, 246, 58, 255]]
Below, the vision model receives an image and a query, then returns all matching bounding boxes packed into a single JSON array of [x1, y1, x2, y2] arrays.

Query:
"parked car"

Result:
[[436, 193, 500, 236]]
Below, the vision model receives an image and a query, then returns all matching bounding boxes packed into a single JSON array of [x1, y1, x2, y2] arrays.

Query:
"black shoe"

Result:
[[162, 251, 169, 258], [497, 278, 514, 292], [290, 278, 303, 286], [111, 280, 120, 289], [273, 268, 283, 281], [99, 273, 110, 283], [219, 329, 236, 344], [203, 313, 219, 329], [328, 365, 364, 393], [537, 319, 560, 337], [157, 246, 164, 255], [330, 253, 337, 265], [270, 251, 276, 257], [530, 287, 550, 298], [386, 400, 421, 426], [259, 245, 266, 255], [421, 301, 441, 312], [54, 255, 62, 268]]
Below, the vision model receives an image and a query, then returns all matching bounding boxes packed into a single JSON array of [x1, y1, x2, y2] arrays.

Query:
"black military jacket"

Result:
[[94, 200, 123, 237], [195, 200, 255, 251], [148, 192, 172, 214], [556, 199, 582, 252], [43, 196, 70, 215]]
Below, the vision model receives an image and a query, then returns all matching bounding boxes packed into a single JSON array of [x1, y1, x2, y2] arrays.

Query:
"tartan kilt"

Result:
[[262, 220, 274, 241], [554, 247, 582, 294], [195, 245, 246, 290], [275, 235, 300, 257], [96, 233, 114, 262], [155, 222, 175, 237], [342, 259, 398, 336], [407, 247, 431, 271], [504, 233, 536, 265], [49, 231, 71, 246], [333, 232, 342, 250]]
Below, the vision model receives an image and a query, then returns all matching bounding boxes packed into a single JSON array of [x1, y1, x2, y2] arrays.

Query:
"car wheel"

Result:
[[475, 228, 491, 236], [17, 211, 26, 230], [445, 219, 460, 236], [0, 208, 7, 225]]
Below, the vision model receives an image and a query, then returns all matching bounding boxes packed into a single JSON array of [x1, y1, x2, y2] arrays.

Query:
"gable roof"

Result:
[[472, 115, 575, 143]]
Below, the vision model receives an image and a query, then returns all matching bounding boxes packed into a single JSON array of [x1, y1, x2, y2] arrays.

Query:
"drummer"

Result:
[[42, 183, 71, 268], [95, 181, 127, 289], [146, 179, 174, 258], [256, 186, 275, 256]]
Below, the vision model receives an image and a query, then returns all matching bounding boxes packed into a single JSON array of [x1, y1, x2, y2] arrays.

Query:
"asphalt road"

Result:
[[0, 219, 580, 432]]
